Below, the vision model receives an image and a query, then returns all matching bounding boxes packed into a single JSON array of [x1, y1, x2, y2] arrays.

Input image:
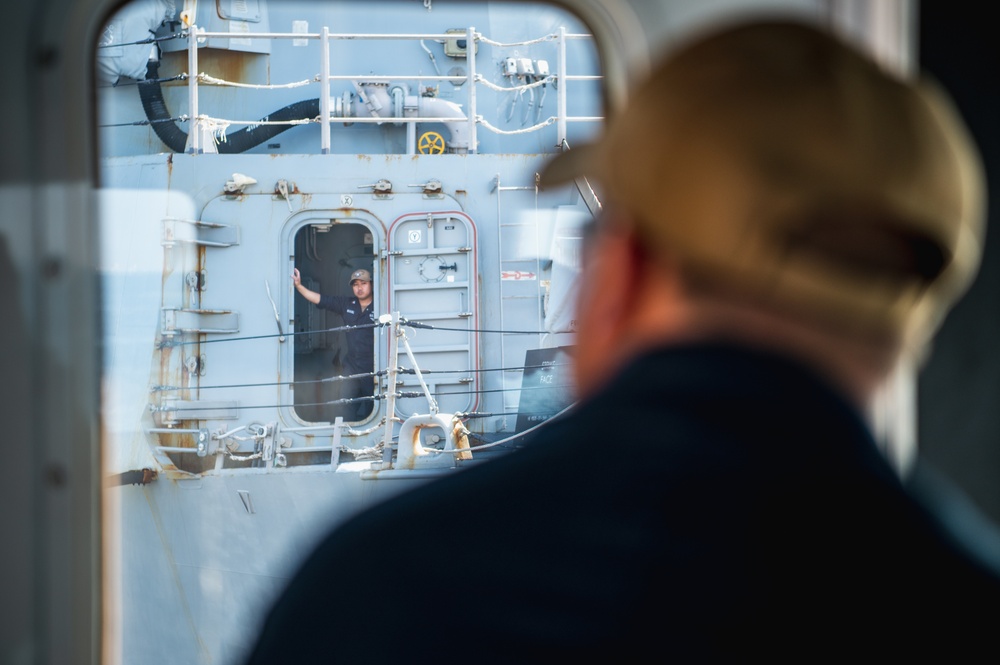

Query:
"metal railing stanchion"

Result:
[[187, 25, 200, 153], [467, 26, 478, 153], [382, 313, 401, 466], [321, 26, 331, 153]]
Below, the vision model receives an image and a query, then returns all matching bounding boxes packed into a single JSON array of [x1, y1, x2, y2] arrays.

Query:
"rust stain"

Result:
[[162, 468, 198, 479], [158, 344, 174, 425], [452, 421, 472, 460], [198, 50, 255, 85], [163, 157, 174, 193], [409, 426, 424, 456], [159, 52, 186, 83], [196, 244, 207, 310], [159, 430, 196, 452]]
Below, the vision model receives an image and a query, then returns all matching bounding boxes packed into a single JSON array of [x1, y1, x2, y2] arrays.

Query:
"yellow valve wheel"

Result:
[[417, 131, 446, 154]]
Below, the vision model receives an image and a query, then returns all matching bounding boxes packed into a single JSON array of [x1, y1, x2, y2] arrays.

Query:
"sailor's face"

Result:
[[352, 279, 372, 300]]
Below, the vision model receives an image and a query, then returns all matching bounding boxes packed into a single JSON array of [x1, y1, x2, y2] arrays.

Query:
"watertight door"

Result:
[[388, 211, 479, 416]]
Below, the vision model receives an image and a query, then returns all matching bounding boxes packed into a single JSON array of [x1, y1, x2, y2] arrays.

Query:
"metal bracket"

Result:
[[184, 354, 206, 376], [359, 179, 393, 194], [185, 270, 207, 293], [196, 428, 211, 456], [157, 400, 239, 425], [408, 179, 443, 195], [162, 217, 239, 248], [162, 308, 240, 335]]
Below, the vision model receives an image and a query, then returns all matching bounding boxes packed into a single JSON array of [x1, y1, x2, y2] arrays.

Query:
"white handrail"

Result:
[[180, 24, 601, 153]]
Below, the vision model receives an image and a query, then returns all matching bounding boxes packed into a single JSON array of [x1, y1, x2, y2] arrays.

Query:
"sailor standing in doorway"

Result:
[[292, 267, 376, 421]]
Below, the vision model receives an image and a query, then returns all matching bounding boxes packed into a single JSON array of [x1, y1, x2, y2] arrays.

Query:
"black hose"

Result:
[[138, 60, 188, 152], [138, 59, 320, 154]]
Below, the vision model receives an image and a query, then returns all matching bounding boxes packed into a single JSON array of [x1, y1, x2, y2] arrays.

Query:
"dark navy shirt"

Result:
[[247, 343, 1000, 663], [317, 294, 374, 375]]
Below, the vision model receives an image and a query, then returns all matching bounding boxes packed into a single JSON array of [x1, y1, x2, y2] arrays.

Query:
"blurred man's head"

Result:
[[543, 20, 984, 402]]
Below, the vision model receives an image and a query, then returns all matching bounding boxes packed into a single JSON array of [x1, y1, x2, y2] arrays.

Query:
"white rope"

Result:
[[338, 418, 388, 438], [195, 114, 317, 128], [477, 115, 556, 135], [195, 72, 319, 89], [475, 74, 555, 92], [199, 116, 233, 143], [476, 32, 556, 47], [224, 450, 263, 461], [340, 442, 383, 461]]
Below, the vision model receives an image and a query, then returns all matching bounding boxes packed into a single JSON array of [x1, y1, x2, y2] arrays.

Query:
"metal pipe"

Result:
[[494, 173, 509, 430], [557, 26, 567, 147], [324, 74, 466, 82], [187, 24, 199, 153], [190, 30, 592, 41], [321, 27, 331, 153], [351, 80, 468, 149], [331, 416, 343, 466], [401, 335, 438, 414], [194, 31, 464, 40], [280, 422, 382, 435], [330, 115, 469, 124], [382, 313, 401, 464], [467, 26, 478, 153]]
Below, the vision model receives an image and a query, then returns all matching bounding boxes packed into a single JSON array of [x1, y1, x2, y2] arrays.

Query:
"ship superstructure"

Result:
[[98, 1, 600, 661]]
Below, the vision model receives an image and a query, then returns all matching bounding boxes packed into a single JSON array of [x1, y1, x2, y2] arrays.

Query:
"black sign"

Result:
[[515, 346, 573, 432]]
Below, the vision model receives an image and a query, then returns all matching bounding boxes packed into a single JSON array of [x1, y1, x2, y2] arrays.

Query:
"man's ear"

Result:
[[571, 222, 649, 397]]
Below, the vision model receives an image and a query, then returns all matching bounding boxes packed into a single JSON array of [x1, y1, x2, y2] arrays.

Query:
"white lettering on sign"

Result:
[[408, 230, 422, 243]]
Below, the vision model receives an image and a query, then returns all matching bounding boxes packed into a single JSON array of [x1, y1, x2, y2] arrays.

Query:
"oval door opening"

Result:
[[293, 221, 377, 423]]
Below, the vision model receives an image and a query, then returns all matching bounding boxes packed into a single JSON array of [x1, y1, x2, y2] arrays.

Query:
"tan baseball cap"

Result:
[[349, 269, 372, 284], [541, 21, 984, 347]]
